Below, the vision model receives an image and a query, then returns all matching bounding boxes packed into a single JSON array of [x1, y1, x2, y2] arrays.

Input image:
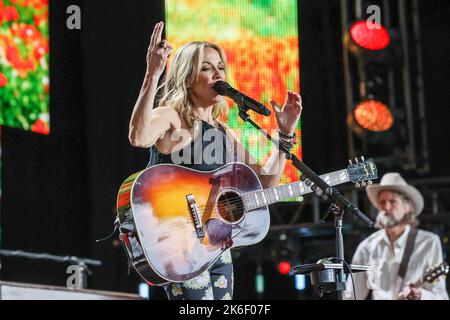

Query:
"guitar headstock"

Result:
[[347, 157, 378, 188], [423, 262, 449, 284]]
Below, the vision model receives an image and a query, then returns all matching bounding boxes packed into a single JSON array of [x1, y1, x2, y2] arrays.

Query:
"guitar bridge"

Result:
[[186, 194, 205, 239]]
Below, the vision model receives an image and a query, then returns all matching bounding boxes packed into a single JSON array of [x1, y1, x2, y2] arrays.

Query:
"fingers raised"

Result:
[[156, 21, 164, 45], [150, 21, 164, 51], [289, 91, 295, 104], [149, 22, 159, 50], [270, 100, 281, 113]]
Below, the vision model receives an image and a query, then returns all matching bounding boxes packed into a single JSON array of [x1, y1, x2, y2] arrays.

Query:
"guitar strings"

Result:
[[194, 187, 306, 211], [185, 197, 253, 220], [194, 194, 263, 211], [191, 195, 271, 218], [194, 188, 307, 212], [192, 176, 365, 211], [178, 173, 367, 213]]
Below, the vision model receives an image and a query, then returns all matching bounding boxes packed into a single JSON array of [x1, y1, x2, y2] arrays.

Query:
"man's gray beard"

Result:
[[376, 213, 403, 229]]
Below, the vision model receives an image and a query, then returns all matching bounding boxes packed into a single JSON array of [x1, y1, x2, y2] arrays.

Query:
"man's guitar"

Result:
[[397, 262, 449, 299], [116, 159, 378, 285], [412, 262, 449, 289]]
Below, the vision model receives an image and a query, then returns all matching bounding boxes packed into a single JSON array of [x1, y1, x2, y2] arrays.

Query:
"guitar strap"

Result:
[[395, 227, 418, 295]]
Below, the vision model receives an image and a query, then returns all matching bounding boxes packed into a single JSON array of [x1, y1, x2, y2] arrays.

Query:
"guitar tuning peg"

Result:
[[355, 182, 361, 188], [361, 181, 367, 187], [368, 180, 373, 185], [349, 159, 353, 165], [355, 157, 359, 164], [361, 156, 365, 162]]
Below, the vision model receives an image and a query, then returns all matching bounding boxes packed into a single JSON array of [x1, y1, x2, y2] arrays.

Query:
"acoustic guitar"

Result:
[[116, 158, 377, 285]]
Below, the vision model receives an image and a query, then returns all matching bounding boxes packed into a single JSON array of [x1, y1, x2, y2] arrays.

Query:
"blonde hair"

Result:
[[158, 41, 229, 128]]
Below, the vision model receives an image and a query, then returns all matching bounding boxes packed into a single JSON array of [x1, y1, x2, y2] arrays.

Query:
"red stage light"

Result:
[[277, 261, 292, 275], [354, 100, 394, 132], [350, 20, 391, 51]]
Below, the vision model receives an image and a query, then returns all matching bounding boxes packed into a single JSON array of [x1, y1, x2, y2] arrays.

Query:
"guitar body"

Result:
[[116, 157, 378, 285], [117, 162, 269, 285]]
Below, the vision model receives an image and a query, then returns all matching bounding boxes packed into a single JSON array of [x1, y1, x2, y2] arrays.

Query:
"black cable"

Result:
[[95, 218, 120, 243], [329, 257, 357, 300]]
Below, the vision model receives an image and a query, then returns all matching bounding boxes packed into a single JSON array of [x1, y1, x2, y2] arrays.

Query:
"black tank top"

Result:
[[147, 120, 238, 171]]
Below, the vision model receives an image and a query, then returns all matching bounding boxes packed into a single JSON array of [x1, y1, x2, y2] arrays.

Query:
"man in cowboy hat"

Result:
[[344, 172, 448, 300]]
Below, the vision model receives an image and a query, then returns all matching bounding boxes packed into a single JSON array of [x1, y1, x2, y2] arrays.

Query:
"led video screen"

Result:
[[0, 0, 49, 134], [165, 0, 301, 187]]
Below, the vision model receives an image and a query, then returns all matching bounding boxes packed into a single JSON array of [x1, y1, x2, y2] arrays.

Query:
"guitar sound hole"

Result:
[[217, 191, 245, 223]]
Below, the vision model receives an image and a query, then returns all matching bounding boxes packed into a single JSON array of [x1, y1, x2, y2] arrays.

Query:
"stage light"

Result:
[[353, 100, 394, 132], [345, 20, 399, 65], [295, 274, 306, 291], [255, 273, 265, 294], [138, 283, 150, 299], [350, 20, 391, 51], [278, 261, 292, 275]]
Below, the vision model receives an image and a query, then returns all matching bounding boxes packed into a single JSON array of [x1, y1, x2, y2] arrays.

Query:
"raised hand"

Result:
[[270, 91, 303, 135], [146, 21, 173, 78]]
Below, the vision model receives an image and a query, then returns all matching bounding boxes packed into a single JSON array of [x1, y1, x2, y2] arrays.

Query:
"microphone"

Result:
[[212, 81, 271, 116]]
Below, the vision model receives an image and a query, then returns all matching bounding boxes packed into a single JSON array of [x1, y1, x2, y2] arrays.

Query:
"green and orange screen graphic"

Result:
[[0, 0, 49, 134], [165, 0, 301, 186]]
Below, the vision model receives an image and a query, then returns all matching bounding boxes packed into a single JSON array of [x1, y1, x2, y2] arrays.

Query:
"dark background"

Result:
[[1, 0, 449, 299]]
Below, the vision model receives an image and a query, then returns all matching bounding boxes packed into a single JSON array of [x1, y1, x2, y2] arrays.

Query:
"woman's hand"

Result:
[[270, 91, 303, 135], [146, 21, 173, 78]]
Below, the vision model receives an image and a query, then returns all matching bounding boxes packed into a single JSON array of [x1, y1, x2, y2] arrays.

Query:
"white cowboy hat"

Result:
[[366, 172, 424, 216]]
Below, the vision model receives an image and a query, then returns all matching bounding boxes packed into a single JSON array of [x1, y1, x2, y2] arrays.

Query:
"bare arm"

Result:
[[129, 21, 173, 148], [260, 92, 302, 187]]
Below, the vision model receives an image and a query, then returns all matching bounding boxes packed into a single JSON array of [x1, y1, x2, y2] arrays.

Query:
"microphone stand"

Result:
[[237, 104, 374, 300]]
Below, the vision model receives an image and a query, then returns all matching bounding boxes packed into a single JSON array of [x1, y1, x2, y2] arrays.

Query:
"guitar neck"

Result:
[[412, 278, 424, 289], [242, 169, 350, 211], [410, 262, 448, 289]]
